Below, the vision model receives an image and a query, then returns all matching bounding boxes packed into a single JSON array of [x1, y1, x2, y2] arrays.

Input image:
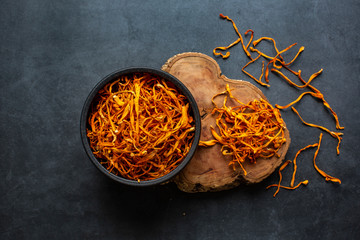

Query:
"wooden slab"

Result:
[[162, 52, 291, 192]]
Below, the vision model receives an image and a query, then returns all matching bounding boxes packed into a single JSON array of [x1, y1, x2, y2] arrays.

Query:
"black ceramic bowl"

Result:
[[80, 67, 201, 186]]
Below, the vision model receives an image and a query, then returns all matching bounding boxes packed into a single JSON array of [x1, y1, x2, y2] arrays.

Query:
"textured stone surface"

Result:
[[1, 0, 359, 239]]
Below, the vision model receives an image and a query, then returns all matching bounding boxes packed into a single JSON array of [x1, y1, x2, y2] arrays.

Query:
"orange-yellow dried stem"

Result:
[[211, 89, 228, 109], [253, 37, 282, 57], [210, 126, 226, 144], [282, 65, 344, 130], [225, 84, 246, 105], [263, 43, 298, 83], [271, 68, 323, 89], [249, 47, 274, 60], [292, 107, 343, 155], [244, 29, 254, 50], [199, 139, 218, 147], [270, 160, 292, 197], [259, 61, 265, 83], [313, 133, 342, 184], [242, 54, 270, 87], [244, 29, 254, 60], [275, 91, 323, 109], [250, 43, 298, 83], [213, 38, 242, 59], [282, 66, 320, 93], [290, 143, 319, 187], [322, 101, 344, 130], [267, 180, 309, 191], [283, 46, 305, 66], [214, 14, 252, 59], [252, 37, 303, 67], [272, 46, 305, 69], [219, 14, 242, 39]]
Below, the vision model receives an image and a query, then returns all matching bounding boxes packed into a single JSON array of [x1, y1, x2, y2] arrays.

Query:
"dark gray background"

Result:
[[1, 0, 359, 239]]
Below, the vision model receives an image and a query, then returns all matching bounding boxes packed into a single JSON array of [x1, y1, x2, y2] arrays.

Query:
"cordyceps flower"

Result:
[[87, 73, 195, 181], [199, 84, 287, 176]]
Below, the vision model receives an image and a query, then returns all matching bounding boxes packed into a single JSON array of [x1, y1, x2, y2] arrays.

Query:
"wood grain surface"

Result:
[[162, 52, 291, 192]]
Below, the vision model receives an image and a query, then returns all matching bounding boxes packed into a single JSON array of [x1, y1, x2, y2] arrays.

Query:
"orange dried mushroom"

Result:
[[87, 73, 195, 181]]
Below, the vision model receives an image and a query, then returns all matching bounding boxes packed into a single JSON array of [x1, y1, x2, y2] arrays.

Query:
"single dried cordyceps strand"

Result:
[[266, 180, 309, 196], [199, 84, 287, 175], [313, 133, 341, 184], [267, 143, 316, 197], [213, 38, 242, 59], [292, 107, 343, 155], [87, 73, 195, 181], [274, 160, 291, 197], [244, 29, 254, 56], [271, 68, 323, 89], [275, 91, 324, 109], [290, 143, 319, 188], [213, 14, 252, 59]]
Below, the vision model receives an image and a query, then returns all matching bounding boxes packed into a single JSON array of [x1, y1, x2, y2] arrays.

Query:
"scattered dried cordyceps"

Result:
[[213, 14, 343, 196], [199, 84, 287, 175]]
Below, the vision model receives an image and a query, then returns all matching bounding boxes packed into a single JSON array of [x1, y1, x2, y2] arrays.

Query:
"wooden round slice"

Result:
[[162, 52, 291, 192]]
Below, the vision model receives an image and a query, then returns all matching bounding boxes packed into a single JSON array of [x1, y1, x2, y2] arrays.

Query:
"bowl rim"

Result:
[[80, 67, 201, 186]]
